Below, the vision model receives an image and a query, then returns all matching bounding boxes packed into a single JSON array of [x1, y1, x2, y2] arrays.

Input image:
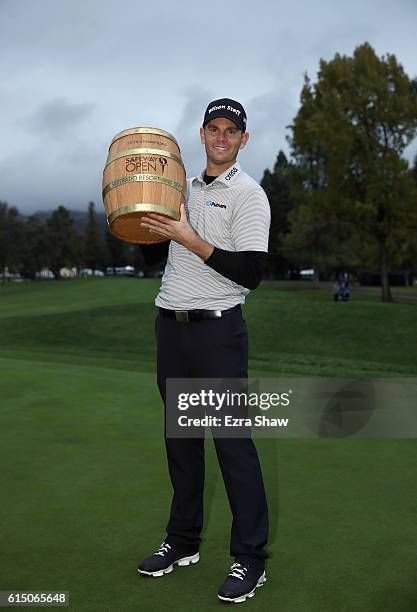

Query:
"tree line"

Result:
[[0, 201, 148, 280], [1, 43, 417, 301]]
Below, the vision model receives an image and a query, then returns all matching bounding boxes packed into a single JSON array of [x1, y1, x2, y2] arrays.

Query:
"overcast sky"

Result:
[[1, 0, 417, 214]]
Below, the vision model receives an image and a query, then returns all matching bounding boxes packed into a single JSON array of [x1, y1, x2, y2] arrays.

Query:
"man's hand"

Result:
[[140, 204, 214, 261]]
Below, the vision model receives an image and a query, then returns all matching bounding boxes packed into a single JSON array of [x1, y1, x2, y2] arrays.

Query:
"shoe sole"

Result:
[[218, 571, 267, 604], [137, 552, 200, 577]]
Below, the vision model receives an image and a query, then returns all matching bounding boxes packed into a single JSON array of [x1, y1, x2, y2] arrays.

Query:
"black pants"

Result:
[[156, 307, 269, 566]]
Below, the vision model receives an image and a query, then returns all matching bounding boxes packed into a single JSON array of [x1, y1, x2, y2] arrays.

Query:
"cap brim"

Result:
[[203, 111, 244, 130]]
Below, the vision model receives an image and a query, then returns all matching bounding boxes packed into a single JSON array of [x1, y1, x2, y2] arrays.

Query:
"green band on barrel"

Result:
[[102, 174, 186, 199]]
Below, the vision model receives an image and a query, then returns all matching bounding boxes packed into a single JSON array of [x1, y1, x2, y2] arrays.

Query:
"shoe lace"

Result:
[[228, 562, 248, 580], [155, 541, 171, 557]]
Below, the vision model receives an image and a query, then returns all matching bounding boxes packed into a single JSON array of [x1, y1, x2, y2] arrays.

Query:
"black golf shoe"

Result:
[[218, 561, 267, 603], [137, 540, 200, 577]]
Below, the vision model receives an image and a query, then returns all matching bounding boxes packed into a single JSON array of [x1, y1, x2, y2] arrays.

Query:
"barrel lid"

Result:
[[110, 127, 180, 148]]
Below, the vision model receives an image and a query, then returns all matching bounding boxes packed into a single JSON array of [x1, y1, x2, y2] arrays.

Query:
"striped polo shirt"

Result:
[[155, 161, 271, 310]]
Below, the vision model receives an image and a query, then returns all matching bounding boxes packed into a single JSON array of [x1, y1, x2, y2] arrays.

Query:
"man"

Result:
[[137, 98, 271, 604]]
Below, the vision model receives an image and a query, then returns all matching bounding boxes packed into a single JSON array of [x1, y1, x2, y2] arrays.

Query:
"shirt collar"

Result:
[[192, 161, 242, 187]]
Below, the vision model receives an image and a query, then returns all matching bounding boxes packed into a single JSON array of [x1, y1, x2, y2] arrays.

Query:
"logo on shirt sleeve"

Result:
[[224, 166, 238, 181]]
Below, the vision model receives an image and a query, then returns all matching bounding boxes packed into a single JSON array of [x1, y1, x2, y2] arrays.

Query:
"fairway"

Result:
[[1, 278, 416, 611]]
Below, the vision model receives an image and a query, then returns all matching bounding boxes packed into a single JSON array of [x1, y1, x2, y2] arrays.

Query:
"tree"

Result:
[[281, 197, 363, 286], [260, 151, 299, 278], [45, 206, 79, 279], [397, 155, 417, 283], [0, 201, 22, 282], [20, 215, 48, 280], [288, 42, 417, 301], [84, 201, 104, 271], [103, 229, 129, 272]]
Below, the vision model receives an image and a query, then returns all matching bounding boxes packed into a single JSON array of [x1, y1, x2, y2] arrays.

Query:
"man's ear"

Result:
[[240, 131, 249, 150], [200, 127, 205, 144]]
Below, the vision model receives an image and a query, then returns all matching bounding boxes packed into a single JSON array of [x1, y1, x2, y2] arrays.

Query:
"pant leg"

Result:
[[187, 309, 269, 564], [156, 314, 204, 550], [212, 437, 269, 564]]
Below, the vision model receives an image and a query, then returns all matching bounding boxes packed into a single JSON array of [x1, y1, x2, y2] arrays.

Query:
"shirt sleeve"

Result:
[[231, 187, 271, 251], [205, 248, 268, 290]]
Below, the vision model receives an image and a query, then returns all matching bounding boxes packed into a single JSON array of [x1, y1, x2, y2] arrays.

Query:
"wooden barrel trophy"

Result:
[[102, 127, 186, 244]]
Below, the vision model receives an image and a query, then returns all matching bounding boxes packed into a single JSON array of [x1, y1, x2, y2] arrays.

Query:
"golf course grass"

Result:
[[0, 278, 416, 611]]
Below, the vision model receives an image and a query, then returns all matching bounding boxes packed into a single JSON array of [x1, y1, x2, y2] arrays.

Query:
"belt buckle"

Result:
[[175, 310, 189, 323]]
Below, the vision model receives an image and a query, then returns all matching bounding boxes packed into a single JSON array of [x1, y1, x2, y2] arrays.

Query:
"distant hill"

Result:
[[27, 209, 108, 234]]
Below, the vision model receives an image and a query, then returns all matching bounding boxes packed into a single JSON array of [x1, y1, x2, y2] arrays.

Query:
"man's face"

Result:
[[200, 118, 249, 170]]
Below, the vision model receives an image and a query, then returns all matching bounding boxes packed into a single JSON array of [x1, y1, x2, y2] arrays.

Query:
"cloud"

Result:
[[175, 87, 212, 178], [1, 0, 417, 212], [25, 98, 95, 138]]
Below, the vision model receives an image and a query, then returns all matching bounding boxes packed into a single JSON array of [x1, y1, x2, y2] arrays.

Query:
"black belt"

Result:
[[159, 304, 241, 323]]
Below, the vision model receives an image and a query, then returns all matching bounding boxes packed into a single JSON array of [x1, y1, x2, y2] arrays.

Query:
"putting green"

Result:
[[0, 279, 416, 610]]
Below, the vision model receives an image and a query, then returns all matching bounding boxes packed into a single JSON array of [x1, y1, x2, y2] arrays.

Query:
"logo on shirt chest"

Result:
[[205, 199, 226, 209]]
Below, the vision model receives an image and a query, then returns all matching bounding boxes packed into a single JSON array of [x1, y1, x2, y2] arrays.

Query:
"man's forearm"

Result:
[[182, 233, 214, 261]]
